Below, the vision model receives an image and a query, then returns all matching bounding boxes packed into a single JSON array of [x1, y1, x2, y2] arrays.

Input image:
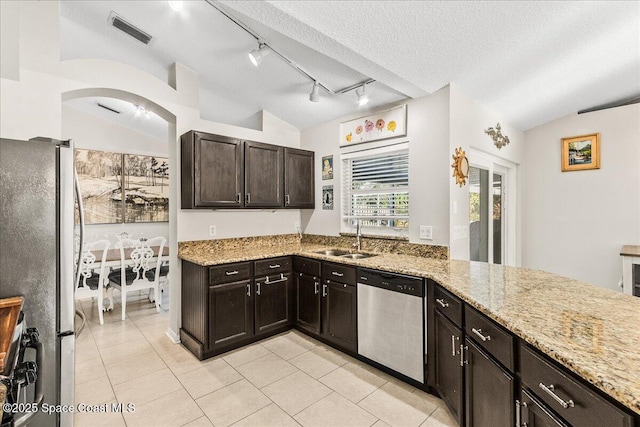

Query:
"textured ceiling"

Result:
[[60, 1, 640, 135]]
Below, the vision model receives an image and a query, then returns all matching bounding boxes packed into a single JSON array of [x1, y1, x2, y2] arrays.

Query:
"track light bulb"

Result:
[[168, 1, 183, 11], [249, 43, 270, 66], [309, 82, 320, 102], [356, 85, 369, 106]]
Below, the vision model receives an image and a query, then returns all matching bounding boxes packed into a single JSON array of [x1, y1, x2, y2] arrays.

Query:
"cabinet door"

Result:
[[245, 141, 283, 208], [255, 273, 291, 335], [520, 388, 569, 427], [434, 310, 464, 425], [296, 273, 321, 335], [465, 338, 514, 427], [184, 132, 243, 208], [322, 280, 357, 353], [209, 280, 253, 348], [284, 148, 314, 208]]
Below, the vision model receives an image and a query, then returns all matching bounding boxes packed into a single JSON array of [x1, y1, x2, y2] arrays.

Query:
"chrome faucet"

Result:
[[353, 219, 362, 252]]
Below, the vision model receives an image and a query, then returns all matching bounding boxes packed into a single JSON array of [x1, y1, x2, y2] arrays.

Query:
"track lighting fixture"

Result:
[[248, 43, 270, 66], [309, 81, 320, 102], [356, 85, 369, 106]]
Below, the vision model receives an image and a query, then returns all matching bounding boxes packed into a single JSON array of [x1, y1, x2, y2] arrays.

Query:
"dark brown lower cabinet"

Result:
[[433, 310, 464, 425], [255, 273, 292, 336], [322, 280, 357, 353], [296, 272, 321, 334], [209, 280, 254, 348], [519, 388, 569, 427], [464, 338, 514, 427]]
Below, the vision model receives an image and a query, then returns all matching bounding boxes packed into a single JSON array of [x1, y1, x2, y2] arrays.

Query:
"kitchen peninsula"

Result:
[[179, 234, 640, 425]]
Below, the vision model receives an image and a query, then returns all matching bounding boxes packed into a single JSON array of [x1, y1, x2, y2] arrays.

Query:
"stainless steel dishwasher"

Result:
[[357, 268, 425, 383]]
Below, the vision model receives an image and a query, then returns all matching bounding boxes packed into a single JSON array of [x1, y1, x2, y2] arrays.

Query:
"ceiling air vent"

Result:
[[97, 102, 121, 114], [108, 11, 152, 45]]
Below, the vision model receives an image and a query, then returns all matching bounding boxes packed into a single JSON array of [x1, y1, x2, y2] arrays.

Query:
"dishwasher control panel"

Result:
[[357, 268, 424, 297]]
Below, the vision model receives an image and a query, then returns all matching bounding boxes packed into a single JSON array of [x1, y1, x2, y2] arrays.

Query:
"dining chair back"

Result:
[[75, 239, 110, 325], [108, 236, 166, 320]]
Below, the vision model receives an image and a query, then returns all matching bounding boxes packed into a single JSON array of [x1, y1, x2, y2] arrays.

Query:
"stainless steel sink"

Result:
[[312, 249, 376, 260], [339, 253, 374, 260], [313, 249, 351, 256]]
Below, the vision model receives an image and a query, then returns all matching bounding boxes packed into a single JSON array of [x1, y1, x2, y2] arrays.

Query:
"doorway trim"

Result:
[[469, 149, 517, 266]]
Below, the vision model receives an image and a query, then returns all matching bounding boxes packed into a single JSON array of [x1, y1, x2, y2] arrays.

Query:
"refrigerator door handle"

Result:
[[59, 142, 77, 334], [74, 165, 85, 289]]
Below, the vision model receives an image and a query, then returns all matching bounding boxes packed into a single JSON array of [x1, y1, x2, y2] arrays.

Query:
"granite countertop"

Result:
[[179, 240, 640, 415], [620, 245, 640, 257]]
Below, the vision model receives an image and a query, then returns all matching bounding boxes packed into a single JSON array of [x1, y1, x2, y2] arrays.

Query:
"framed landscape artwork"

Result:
[[74, 149, 168, 224], [74, 149, 123, 224], [124, 154, 169, 223], [561, 133, 600, 172]]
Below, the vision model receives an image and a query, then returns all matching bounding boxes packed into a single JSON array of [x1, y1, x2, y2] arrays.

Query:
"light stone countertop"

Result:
[[179, 242, 640, 416], [621, 245, 640, 257]]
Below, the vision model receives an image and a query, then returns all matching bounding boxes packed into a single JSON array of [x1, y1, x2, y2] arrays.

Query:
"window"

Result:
[[342, 145, 409, 234]]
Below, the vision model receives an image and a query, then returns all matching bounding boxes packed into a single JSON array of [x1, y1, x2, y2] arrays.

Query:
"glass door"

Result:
[[469, 159, 509, 265]]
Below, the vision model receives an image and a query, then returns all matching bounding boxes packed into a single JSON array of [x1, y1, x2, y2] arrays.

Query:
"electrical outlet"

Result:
[[209, 225, 217, 236], [419, 226, 432, 240], [294, 222, 300, 231]]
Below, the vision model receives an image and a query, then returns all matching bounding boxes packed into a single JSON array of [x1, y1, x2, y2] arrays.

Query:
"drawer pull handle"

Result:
[[331, 271, 344, 277], [265, 273, 288, 285], [322, 284, 327, 297], [436, 298, 449, 308], [269, 264, 281, 269], [539, 383, 575, 409], [236, 193, 241, 204], [314, 282, 319, 295], [225, 270, 239, 276], [451, 335, 456, 356], [472, 327, 491, 342], [256, 282, 261, 296], [460, 344, 468, 366], [246, 284, 251, 297], [285, 194, 290, 205], [246, 193, 251, 204]]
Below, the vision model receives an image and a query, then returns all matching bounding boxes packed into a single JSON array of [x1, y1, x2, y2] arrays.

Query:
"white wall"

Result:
[[449, 85, 525, 263], [301, 87, 451, 246], [62, 104, 170, 240], [523, 104, 640, 291]]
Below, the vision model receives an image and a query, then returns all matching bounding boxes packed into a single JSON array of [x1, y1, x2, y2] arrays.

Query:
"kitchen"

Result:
[[0, 1, 639, 427]]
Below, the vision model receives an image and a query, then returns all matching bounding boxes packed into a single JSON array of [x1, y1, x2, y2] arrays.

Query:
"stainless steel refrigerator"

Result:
[[0, 137, 76, 426]]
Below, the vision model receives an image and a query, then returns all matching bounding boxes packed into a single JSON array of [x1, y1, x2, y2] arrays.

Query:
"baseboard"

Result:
[[165, 327, 181, 344]]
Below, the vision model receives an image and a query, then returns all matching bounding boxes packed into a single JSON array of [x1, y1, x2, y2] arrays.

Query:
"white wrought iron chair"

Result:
[[108, 236, 166, 320], [75, 239, 110, 325]]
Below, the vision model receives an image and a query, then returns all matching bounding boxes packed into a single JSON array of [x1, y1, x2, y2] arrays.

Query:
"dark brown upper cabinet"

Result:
[[284, 147, 315, 208], [181, 131, 243, 208], [244, 141, 283, 208], [181, 131, 314, 209]]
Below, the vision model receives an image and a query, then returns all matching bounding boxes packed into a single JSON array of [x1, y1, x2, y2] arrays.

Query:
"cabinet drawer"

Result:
[[293, 257, 321, 277], [209, 262, 252, 284], [520, 343, 633, 427], [464, 306, 514, 372], [433, 285, 463, 328], [322, 262, 356, 285], [255, 257, 291, 277]]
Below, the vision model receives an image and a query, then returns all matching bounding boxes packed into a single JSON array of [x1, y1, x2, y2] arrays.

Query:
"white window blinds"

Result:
[[342, 147, 409, 230]]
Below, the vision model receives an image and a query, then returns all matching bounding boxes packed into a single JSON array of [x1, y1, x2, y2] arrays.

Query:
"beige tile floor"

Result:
[[74, 292, 457, 427]]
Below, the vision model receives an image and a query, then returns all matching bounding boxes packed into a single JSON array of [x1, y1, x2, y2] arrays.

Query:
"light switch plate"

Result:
[[419, 226, 432, 240], [209, 225, 217, 236]]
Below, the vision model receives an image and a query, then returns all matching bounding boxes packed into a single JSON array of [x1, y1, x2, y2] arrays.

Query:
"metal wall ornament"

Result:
[[451, 147, 470, 187], [485, 123, 510, 149]]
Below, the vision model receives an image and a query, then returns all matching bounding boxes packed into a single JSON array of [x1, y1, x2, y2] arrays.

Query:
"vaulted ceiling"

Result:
[[60, 1, 640, 136]]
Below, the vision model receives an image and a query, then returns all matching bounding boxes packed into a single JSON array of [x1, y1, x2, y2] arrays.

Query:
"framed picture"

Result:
[[561, 133, 600, 172], [322, 185, 334, 210], [340, 104, 407, 147], [74, 149, 123, 224], [322, 155, 333, 180], [124, 154, 169, 223]]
